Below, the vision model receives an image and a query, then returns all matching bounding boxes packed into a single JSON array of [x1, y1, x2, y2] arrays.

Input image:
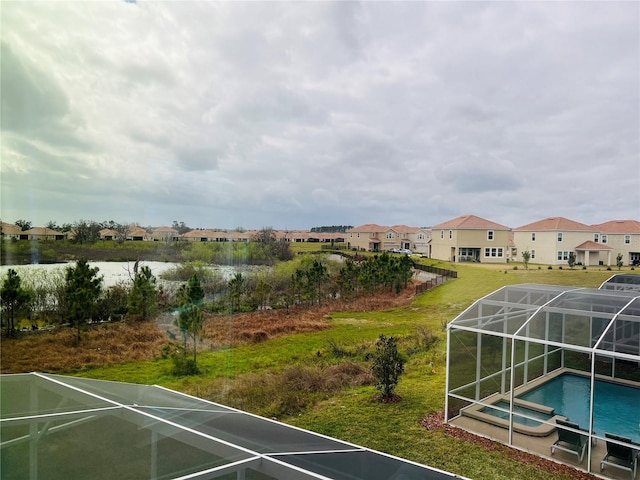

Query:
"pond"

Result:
[[0, 261, 240, 287]]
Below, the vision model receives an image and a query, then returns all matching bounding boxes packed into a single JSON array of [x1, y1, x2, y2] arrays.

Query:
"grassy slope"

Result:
[[76, 262, 625, 480]]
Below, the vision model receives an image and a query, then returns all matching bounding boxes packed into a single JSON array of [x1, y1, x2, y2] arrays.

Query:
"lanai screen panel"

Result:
[[451, 284, 573, 335], [517, 289, 637, 348], [600, 274, 640, 292], [1, 373, 464, 480]]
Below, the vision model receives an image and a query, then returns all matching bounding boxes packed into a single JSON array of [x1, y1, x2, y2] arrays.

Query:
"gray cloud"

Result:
[[0, 42, 70, 132], [1, 1, 638, 229]]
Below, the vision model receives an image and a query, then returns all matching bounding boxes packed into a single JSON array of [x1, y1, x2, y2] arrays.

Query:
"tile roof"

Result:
[[575, 240, 613, 250], [431, 215, 509, 230], [591, 220, 640, 234], [348, 224, 389, 233], [23, 227, 64, 236], [153, 226, 178, 233], [390, 224, 421, 233], [514, 217, 592, 231], [1, 222, 22, 235]]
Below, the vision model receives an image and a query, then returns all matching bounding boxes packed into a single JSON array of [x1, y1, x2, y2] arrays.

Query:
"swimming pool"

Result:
[[480, 400, 552, 427], [519, 373, 640, 443]]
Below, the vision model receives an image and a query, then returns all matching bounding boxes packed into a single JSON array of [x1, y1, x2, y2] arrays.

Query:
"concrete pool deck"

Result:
[[450, 415, 634, 480], [450, 368, 639, 479]]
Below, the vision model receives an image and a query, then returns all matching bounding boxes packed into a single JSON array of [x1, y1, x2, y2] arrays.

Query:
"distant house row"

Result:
[[348, 215, 640, 267], [3, 215, 639, 266], [0, 223, 346, 244]]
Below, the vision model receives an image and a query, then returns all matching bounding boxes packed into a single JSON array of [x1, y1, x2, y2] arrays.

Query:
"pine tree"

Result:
[[1, 269, 33, 336], [128, 266, 158, 321], [64, 259, 102, 344]]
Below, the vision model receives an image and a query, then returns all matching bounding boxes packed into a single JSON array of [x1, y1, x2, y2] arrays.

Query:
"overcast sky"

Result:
[[2, 1, 639, 230]]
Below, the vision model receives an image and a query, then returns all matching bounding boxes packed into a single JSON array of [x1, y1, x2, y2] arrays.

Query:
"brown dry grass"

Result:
[[202, 283, 419, 347], [1, 322, 168, 374], [1, 282, 420, 374]]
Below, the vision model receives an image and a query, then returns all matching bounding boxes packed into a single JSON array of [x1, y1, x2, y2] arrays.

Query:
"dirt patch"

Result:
[[421, 411, 599, 480]]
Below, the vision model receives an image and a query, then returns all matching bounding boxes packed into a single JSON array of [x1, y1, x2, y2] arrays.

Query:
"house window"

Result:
[[484, 247, 503, 258], [557, 251, 569, 261], [601, 235, 608, 244], [594, 233, 599, 243], [487, 230, 494, 241], [531, 250, 535, 259], [357, 233, 360, 238], [557, 232, 563, 242], [440, 230, 444, 239], [449, 230, 453, 240], [625, 235, 631, 244], [386, 233, 393, 239], [418, 233, 424, 240], [531, 233, 536, 241]]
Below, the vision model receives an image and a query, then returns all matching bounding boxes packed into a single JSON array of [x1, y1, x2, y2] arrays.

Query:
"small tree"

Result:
[[522, 250, 531, 270], [177, 273, 205, 306], [128, 266, 158, 321], [371, 334, 405, 402], [177, 303, 204, 364], [616, 253, 623, 270], [568, 251, 576, 269], [227, 272, 246, 312], [1, 269, 33, 336], [64, 259, 103, 344], [174, 273, 206, 374], [114, 223, 132, 244], [71, 220, 101, 244]]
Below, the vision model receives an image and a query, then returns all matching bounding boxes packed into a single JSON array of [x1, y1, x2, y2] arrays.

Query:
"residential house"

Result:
[[1, 222, 22, 240], [430, 215, 510, 263], [513, 217, 599, 266], [347, 224, 388, 252], [151, 226, 179, 242], [127, 226, 150, 241], [226, 230, 253, 243], [180, 229, 226, 242], [99, 228, 119, 241], [591, 219, 640, 266], [390, 225, 431, 255], [21, 227, 66, 241]]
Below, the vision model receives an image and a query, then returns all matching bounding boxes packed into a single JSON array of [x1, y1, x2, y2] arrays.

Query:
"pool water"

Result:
[[519, 373, 640, 443], [481, 400, 552, 427]]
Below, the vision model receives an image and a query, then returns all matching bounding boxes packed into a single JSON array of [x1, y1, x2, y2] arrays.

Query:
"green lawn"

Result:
[[77, 262, 630, 479]]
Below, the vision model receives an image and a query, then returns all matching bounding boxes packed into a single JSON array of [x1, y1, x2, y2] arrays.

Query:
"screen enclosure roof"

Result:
[[448, 275, 640, 360], [0, 372, 466, 480]]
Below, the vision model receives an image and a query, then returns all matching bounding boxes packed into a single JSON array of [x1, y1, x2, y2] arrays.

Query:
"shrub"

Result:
[[371, 334, 405, 401], [171, 353, 200, 376], [547, 266, 553, 270]]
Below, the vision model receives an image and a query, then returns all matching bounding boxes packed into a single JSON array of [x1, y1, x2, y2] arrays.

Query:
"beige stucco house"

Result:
[[1, 222, 23, 240], [347, 224, 387, 252], [430, 215, 510, 263], [591, 219, 640, 266], [513, 217, 595, 266], [21, 227, 66, 241], [346, 224, 429, 254], [151, 226, 179, 242]]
